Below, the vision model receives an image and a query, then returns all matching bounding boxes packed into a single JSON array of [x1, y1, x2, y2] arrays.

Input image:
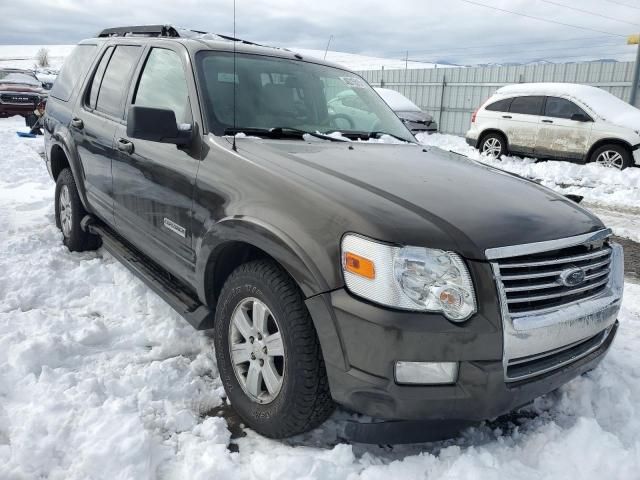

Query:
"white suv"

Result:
[[466, 83, 640, 170]]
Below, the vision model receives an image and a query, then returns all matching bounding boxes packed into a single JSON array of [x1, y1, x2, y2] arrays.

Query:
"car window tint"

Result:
[[544, 96, 588, 120], [96, 45, 141, 118], [86, 47, 114, 110], [133, 48, 191, 124], [485, 98, 512, 112], [50, 44, 97, 102], [509, 96, 544, 115]]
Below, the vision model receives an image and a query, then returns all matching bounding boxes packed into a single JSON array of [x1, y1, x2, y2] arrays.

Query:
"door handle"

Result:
[[116, 138, 134, 154], [71, 118, 84, 129], [502, 115, 512, 119], [542, 119, 554, 123]]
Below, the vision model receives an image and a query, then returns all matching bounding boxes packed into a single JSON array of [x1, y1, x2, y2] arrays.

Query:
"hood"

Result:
[[234, 139, 603, 259], [396, 110, 433, 124], [0, 83, 44, 94]]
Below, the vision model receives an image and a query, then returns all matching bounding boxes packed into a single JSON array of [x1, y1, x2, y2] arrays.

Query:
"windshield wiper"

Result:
[[367, 131, 415, 143], [324, 130, 414, 144], [224, 127, 348, 142]]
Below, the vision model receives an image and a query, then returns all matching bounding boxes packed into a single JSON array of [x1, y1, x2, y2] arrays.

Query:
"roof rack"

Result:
[[95, 25, 287, 52], [97, 25, 181, 38]]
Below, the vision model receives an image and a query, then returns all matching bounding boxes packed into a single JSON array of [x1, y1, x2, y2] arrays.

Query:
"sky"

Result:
[[0, 0, 638, 65]]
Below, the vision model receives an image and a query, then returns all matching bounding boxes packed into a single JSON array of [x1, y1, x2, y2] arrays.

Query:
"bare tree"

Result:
[[35, 48, 50, 68]]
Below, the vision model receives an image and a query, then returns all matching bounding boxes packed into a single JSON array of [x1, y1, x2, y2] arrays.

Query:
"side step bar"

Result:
[[82, 217, 215, 330]]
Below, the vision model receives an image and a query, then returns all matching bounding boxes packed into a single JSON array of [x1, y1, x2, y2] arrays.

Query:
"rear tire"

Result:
[[590, 144, 632, 170], [479, 132, 507, 159], [54, 168, 101, 252], [213, 259, 334, 438]]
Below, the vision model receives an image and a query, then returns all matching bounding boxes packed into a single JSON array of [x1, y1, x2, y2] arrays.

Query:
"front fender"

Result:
[[195, 217, 347, 370], [195, 216, 335, 302]]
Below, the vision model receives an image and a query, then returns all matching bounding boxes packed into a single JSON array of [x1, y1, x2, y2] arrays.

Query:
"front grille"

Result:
[[495, 241, 612, 317], [0, 93, 37, 105]]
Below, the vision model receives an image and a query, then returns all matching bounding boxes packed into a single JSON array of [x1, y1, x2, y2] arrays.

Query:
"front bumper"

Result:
[[306, 252, 621, 422], [633, 144, 640, 165]]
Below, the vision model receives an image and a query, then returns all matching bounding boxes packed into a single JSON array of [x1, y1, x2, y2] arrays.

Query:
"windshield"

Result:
[[196, 52, 415, 142]]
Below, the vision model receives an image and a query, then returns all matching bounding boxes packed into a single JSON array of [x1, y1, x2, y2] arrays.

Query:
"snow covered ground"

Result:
[[418, 132, 640, 243], [1, 115, 640, 479]]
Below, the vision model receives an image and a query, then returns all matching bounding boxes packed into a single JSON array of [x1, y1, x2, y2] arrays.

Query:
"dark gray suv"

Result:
[[43, 25, 623, 442]]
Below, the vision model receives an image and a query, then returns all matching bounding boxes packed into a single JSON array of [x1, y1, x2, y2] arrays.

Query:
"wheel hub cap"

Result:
[[228, 298, 285, 404], [482, 138, 502, 158], [596, 150, 623, 169], [59, 185, 72, 237]]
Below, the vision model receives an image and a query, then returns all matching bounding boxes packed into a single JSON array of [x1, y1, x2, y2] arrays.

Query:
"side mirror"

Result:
[[571, 113, 591, 122], [127, 106, 192, 145]]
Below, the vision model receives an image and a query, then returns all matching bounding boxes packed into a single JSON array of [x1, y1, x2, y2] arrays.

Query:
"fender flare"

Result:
[[195, 216, 347, 370], [49, 131, 91, 211]]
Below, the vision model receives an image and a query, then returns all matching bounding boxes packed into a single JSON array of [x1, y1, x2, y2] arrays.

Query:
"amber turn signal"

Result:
[[343, 252, 375, 279]]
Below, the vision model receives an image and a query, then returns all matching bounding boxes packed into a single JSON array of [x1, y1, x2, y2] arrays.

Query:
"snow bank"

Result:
[[1, 116, 639, 479]]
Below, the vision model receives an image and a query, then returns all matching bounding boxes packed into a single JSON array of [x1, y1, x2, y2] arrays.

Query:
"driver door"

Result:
[[112, 45, 201, 281]]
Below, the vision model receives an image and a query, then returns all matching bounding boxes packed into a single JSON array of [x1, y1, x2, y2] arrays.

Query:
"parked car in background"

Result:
[[375, 87, 437, 133], [45, 26, 622, 442], [466, 83, 640, 170], [0, 68, 48, 119]]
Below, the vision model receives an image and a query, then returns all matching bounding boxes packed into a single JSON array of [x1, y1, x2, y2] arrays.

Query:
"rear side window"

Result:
[[86, 47, 114, 109], [95, 45, 141, 118], [485, 98, 512, 112], [50, 44, 97, 102], [544, 96, 588, 120], [133, 48, 191, 124], [509, 96, 544, 115]]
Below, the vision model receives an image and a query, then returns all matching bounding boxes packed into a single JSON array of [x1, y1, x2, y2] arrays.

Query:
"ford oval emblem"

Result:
[[560, 267, 586, 287]]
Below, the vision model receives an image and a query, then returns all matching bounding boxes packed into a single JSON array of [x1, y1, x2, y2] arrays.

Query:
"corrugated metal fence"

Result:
[[357, 61, 636, 136]]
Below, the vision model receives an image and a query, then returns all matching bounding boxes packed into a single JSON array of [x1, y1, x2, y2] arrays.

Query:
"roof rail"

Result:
[[97, 25, 181, 38]]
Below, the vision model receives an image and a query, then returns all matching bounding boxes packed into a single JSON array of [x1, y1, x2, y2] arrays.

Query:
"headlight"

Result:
[[341, 234, 476, 322]]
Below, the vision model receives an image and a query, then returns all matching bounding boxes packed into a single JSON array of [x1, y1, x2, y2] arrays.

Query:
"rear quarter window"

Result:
[[50, 44, 98, 102], [485, 97, 512, 112]]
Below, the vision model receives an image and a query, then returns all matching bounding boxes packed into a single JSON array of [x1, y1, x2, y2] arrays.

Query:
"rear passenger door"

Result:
[[535, 96, 593, 160], [112, 45, 201, 282], [72, 44, 142, 227], [503, 96, 544, 155]]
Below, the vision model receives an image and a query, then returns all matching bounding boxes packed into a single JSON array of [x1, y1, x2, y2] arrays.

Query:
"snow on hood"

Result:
[[374, 87, 421, 112], [497, 83, 640, 130]]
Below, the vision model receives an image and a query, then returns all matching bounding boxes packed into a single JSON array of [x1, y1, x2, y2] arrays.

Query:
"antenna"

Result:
[[232, 0, 238, 151]]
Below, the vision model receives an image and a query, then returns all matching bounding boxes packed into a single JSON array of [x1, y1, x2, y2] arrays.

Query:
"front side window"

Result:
[[96, 45, 141, 118], [509, 96, 544, 116], [133, 48, 191, 124], [196, 52, 414, 142], [544, 96, 589, 120]]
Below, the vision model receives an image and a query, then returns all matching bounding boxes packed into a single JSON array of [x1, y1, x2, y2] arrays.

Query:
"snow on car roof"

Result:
[[496, 82, 640, 128], [374, 87, 421, 112]]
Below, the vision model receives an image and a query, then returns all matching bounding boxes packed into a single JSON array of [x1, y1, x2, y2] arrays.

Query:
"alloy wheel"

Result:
[[59, 185, 72, 237], [596, 150, 624, 169], [228, 297, 285, 404], [482, 137, 502, 158]]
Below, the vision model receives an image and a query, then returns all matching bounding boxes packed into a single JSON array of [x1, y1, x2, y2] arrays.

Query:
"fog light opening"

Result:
[[394, 361, 459, 385]]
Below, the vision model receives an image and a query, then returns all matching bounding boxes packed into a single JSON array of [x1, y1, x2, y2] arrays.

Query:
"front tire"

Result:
[[591, 144, 632, 170], [214, 260, 334, 438], [54, 168, 101, 252], [480, 132, 507, 159]]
